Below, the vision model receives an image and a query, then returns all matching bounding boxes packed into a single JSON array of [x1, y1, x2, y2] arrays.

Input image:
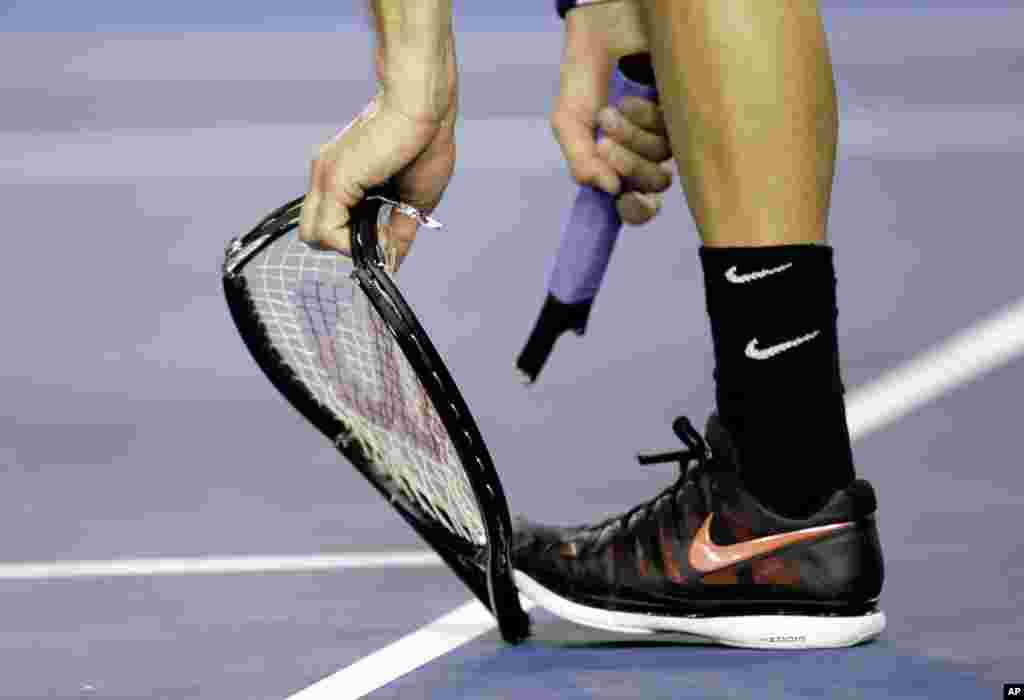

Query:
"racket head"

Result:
[[222, 189, 530, 643]]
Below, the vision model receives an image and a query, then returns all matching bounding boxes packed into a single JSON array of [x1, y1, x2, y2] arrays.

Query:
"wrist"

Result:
[[563, 1, 648, 61], [371, 0, 456, 121], [377, 31, 458, 123]]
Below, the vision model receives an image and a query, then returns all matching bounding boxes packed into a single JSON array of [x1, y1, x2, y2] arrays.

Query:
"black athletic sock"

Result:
[[699, 244, 856, 518]]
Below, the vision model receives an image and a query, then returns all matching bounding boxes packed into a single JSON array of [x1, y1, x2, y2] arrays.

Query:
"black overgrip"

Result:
[[516, 294, 593, 385]]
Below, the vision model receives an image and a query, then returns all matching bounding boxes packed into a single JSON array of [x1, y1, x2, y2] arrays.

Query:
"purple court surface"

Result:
[[0, 3, 1021, 698]]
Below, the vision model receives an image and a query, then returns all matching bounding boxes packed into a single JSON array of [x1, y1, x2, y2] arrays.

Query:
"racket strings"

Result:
[[244, 230, 487, 545]]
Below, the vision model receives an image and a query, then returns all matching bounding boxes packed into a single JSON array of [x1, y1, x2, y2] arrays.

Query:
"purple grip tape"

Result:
[[548, 70, 659, 305], [516, 57, 658, 384]]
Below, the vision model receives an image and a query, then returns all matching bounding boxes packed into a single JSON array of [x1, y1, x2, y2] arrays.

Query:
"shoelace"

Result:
[[636, 416, 711, 469], [583, 416, 716, 543]]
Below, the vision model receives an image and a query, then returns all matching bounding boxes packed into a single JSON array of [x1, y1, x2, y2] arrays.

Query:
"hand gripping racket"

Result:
[[516, 53, 658, 384], [222, 186, 531, 643]]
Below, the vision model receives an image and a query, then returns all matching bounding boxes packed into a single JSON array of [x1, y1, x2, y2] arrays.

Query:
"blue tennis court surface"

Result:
[[0, 5, 1021, 698]]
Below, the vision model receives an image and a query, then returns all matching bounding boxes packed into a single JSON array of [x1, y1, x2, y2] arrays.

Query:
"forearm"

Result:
[[371, 0, 451, 55], [370, 0, 457, 121]]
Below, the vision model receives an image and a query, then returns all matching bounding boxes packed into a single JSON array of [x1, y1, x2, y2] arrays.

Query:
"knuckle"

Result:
[[600, 139, 634, 176], [623, 192, 662, 225], [598, 106, 622, 133], [569, 166, 592, 187], [337, 181, 363, 209], [621, 97, 656, 127], [570, 163, 599, 188], [651, 166, 673, 193], [653, 140, 673, 162], [633, 169, 658, 193], [628, 130, 668, 162], [616, 195, 648, 225]]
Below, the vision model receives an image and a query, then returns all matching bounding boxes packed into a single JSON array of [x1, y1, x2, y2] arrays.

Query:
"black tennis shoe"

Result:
[[512, 415, 885, 648]]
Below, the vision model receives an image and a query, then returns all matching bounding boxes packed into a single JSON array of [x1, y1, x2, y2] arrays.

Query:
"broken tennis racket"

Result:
[[223, 187, 530, 643]]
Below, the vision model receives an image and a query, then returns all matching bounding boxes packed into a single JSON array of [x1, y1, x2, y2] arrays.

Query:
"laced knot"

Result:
[[635, 416, 711, 475], [577, 415, 712, 540], [573, 416, 716, 548]]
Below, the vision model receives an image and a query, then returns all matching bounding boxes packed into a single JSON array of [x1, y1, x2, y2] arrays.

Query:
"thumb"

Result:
[[551, 29, 620, 195]]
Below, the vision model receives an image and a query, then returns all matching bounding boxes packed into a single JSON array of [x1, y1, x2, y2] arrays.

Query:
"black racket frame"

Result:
[[222, 189, 530, 643]]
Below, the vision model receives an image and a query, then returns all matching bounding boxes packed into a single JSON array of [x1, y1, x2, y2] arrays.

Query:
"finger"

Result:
[[552, 26, 621, 195], [313, 196, 353, 253], [384, 206, 420, 267], [596, 136, 673, 194], [551, 105, 621, 196], [298, 154, 326, 245], [386, 115, 457, 268], [617, 191, 662, 226], [597, 105, 671, 163], [367, 205, 414, 270], [313, 151, 357, 253], [308, 101, 407, 253], [618, 97, 668, 136]]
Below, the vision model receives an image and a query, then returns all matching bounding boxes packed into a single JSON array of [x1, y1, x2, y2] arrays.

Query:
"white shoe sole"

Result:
[[513, 570, 886, 649]]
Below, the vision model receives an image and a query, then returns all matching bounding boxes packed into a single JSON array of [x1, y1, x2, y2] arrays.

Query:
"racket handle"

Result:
[[517, 54, 658, 385]]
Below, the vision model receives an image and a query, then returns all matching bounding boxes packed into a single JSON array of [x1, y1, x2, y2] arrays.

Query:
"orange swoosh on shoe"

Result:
[[688, 514, 853, 574]]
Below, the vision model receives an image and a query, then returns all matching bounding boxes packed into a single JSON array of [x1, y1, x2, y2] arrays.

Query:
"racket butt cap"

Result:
[[515, 293, 593, 385]]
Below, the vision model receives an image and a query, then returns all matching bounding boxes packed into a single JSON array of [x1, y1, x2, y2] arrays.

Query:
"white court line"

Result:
[[287, 295, 1024, 699], [0, 552, 440, 580], [845, 296, 1024, 439], [287, 598, 536, 700]]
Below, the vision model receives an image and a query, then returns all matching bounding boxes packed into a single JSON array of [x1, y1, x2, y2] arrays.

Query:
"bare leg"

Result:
[[639, 0, 838, 247]]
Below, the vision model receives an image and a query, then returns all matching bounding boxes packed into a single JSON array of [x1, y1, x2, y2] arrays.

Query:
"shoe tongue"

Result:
[[704, 414, 742, 473]]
